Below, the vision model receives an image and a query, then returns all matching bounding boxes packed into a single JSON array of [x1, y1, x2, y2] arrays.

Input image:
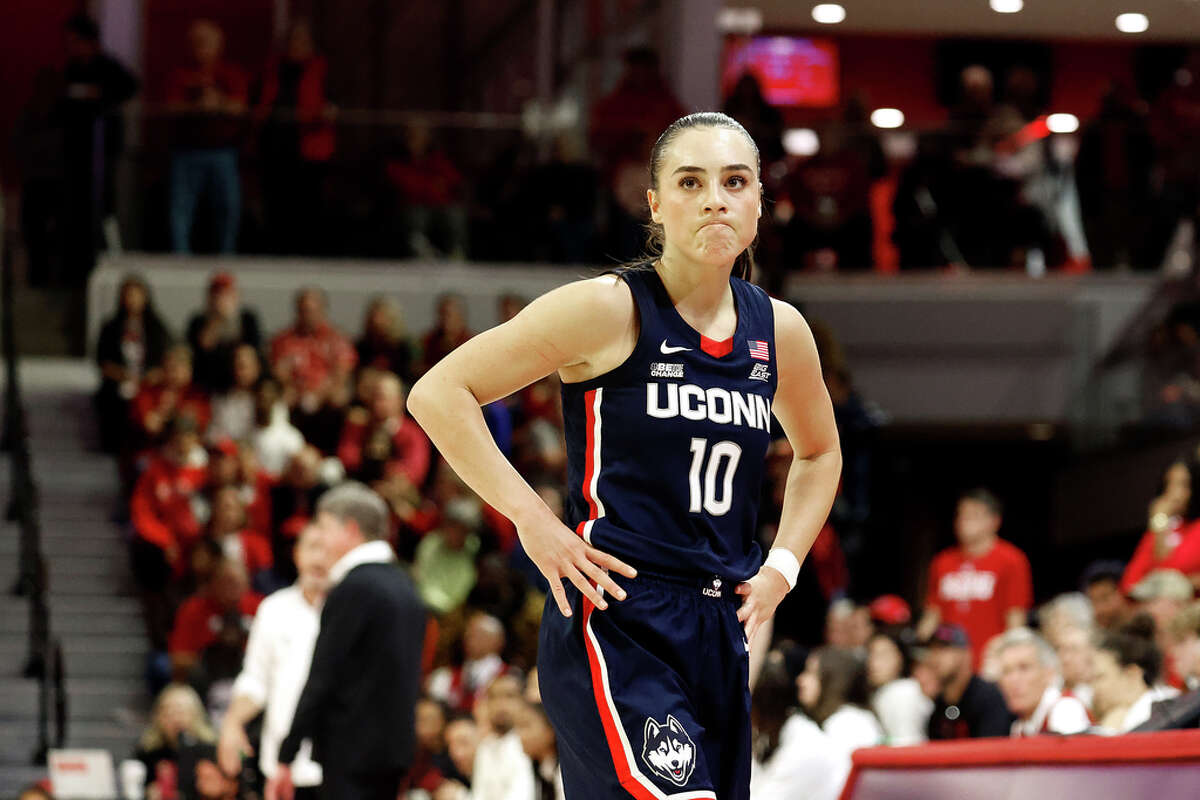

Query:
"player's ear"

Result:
[[648, 188, 661, 224]]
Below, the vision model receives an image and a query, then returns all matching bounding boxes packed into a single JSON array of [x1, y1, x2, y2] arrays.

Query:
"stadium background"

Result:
[[4, 0, 1200, 798]]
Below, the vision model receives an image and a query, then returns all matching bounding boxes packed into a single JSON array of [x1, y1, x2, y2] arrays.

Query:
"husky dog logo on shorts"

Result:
[[641, 714, 696, 786]]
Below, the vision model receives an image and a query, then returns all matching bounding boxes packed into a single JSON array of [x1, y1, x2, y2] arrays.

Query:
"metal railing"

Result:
[[0, 192, 67, 764]]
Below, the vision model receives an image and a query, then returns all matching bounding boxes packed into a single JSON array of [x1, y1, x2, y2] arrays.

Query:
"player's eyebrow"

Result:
[[671, 164, 754, 175]]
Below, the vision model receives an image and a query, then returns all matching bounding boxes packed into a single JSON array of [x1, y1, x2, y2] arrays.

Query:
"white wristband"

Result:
[[764, 548, 800, 590]]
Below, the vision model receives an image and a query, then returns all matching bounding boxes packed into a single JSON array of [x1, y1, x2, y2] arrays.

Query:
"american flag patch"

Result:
[[749, 340, 769, 361]]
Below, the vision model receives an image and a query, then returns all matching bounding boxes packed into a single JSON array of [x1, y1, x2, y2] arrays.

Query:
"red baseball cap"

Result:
[[869, 594, 912, 626]]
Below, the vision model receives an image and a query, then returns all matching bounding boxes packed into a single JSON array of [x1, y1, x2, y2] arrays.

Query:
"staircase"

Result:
[[0, 361, 149, 797]]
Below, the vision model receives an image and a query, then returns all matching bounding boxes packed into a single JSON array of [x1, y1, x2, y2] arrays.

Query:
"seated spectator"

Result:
[[207, 485, 272, 586], [428, 612, 509, 713], [515, 701, 564, 800], [866, 631, 932, 745], [207, 344, 262, 444], [165, 19, 247, 254], [94, 275, 171, 453], [206, 439, 271, 537], [131, 418, 209, 649], [134, 683, 216, 799], [415, 498, 483, 615], [826, 599, 873, 652], [268, 445, 341, 581], [402, 696, 452, 796], [419, 293, 472, 376], [750, 655, 849, 800], [217, 524, 329, 796], [923, 623, 1014, 739], [995, 627, 1091, 736], [251, 379, 305, 479], [1130, 569, 1196, 659], [511, 375, 566, 484], [388, 121, 468, 259], [1093, 615, 1179, 732], [1121, 457, 1200, 593], [1053, 624, 1096, 709], [168, 558, 262, 699], [337, 371, 430, 486], [1082, 560, 1133, 631], [1169, 602, 1200, 691], [186, 272, 262, 391], [798, 647, 885, 751], [471, 673, 532, 800], [434, 715, 480, 800], [356, 296, 414, 385], [1038, 592, 1095, 644], [918, 488, 1033, 668], [270, 288, 356, 453], [131, 344, 211, 452]]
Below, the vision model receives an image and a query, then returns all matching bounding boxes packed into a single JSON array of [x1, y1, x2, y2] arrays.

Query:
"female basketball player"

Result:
[[408, 112, 841, 800]]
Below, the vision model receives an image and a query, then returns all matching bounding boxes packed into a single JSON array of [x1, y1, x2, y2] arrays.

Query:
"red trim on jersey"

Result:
[[699, 335, 733, 358], [578, 388, 599, 538]]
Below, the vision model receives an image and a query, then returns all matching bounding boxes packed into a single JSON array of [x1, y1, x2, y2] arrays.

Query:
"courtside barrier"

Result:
[[839, 729, 1200, 800]]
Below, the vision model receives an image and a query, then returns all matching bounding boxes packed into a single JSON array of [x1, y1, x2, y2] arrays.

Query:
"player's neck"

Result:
[[656, 251, 735, 331]]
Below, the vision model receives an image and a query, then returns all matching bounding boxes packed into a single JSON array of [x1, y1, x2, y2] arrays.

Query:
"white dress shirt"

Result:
[[231, 585, 323, 785], [750, 714, 851, 800], [328, 538, 396, 585]]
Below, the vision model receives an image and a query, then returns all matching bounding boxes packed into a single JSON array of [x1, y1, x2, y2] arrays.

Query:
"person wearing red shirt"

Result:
[[387, 122, 467, 259], [165, 19, 248, 254], [131, 418, 210, 649], [169, 557, 262, 683], [207, 484, 273, 585], [418, 294, 473, 377], [1121, 457, 1200, 594], [337, 372, 430, 487], [131, 344, 211, 449], [918, 488, 1033, 668]]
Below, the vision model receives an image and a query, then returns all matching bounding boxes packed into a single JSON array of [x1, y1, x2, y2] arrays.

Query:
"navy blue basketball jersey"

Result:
[[561, 267, 777, 583]]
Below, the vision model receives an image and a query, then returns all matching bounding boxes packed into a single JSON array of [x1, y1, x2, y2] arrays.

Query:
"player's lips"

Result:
[[698, 220, 733, 231]]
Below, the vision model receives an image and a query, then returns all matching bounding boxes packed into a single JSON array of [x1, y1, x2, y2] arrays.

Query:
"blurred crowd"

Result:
[[20, 14, 1200, 291], [85, 265, 1200, 800]]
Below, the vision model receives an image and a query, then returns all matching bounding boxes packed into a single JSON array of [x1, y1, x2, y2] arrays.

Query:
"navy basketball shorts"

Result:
[[538, 570, 752, 800]]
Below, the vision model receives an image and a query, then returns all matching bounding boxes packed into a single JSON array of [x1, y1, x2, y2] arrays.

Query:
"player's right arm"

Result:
[[408, 276, 639, 617]]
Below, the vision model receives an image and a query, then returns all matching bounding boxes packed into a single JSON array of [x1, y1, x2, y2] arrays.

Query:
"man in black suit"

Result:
[[269, 482, 426, 800]]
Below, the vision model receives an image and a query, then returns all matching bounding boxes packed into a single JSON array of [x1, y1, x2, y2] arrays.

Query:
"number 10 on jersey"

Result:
[[688, 438, 743, 516]]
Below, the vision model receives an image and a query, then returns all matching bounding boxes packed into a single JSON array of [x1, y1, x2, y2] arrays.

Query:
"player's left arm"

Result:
[[736, 299, 842, 644]]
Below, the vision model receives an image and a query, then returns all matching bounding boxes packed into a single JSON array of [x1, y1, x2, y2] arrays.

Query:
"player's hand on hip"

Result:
[[735, 567, 789, 646], [518, 512, 637, 617]]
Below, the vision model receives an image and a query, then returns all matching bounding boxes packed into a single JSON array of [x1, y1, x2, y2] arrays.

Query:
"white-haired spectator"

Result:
[[1040, 593, 1094, 645], [1054, 625, 1095, 709], [996, 627, 1091, 736]]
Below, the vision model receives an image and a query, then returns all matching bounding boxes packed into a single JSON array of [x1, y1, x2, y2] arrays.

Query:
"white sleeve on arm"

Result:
[[231, 596, 273, 706]]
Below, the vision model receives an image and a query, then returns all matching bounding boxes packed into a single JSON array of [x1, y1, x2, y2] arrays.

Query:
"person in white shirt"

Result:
[[798, 646, 885, 752], [750, 656, 850, 800], [1092, 616, 1179, 733], [995, 627, 1090, 736], [514, 701, 564, 800], [208, 344, 262, 444], [470, 673, 532, 800], [216, 525, 330, 796], [866, 632, 932, 745]]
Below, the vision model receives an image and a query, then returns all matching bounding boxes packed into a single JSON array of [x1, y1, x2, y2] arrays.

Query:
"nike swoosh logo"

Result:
[[660, 340, 692, 354]]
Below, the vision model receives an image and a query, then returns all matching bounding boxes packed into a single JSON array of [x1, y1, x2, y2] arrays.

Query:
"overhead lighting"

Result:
[[989, 0, 1023, 12], [811, 4, 846, 24], [717, 7, 763, 34], [870, 108, 905, 129], [1115, 12, 1149, 33], [783, 129, 820, 157], [1046, 113, 1079, 134]]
